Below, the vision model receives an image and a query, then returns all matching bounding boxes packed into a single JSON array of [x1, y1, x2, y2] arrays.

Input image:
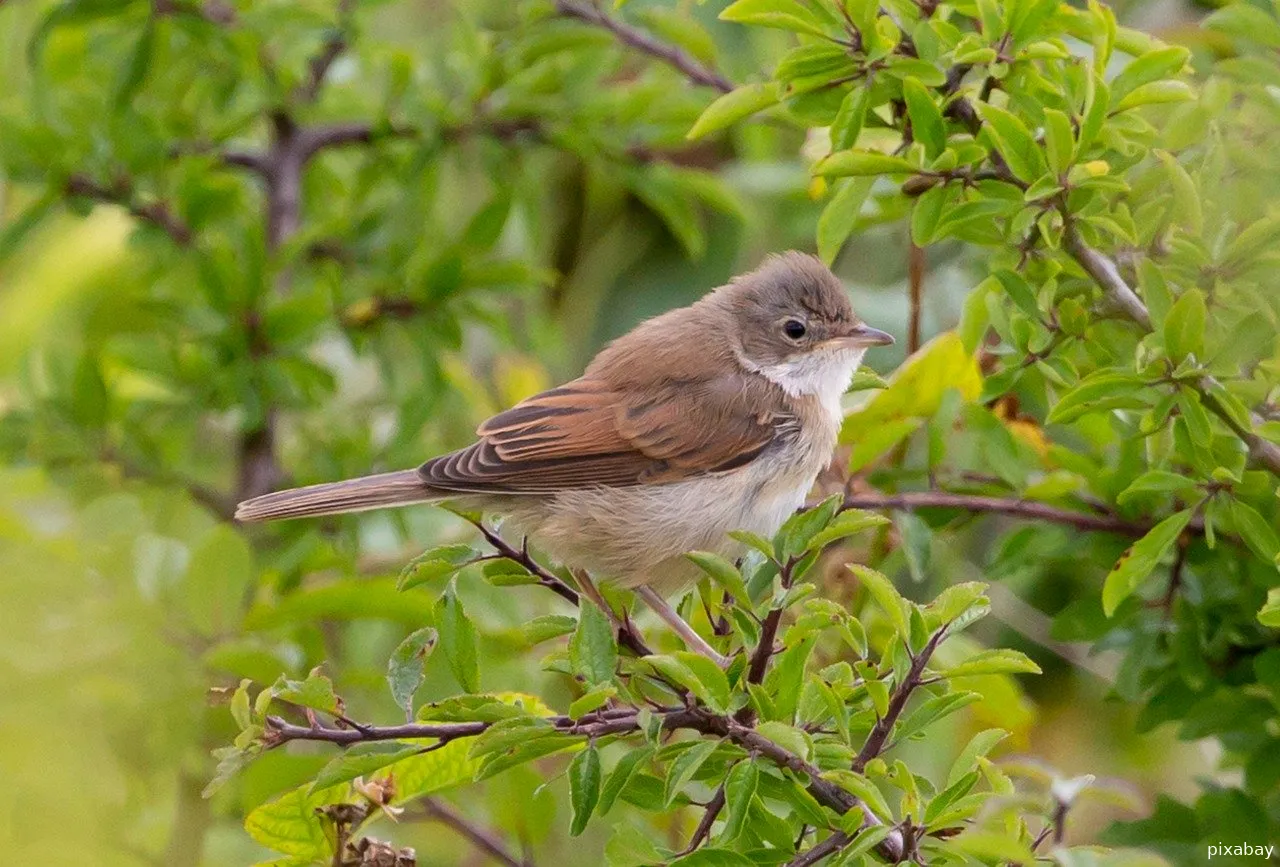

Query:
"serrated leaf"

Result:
[[663, 739, 720, 807], [386, 627, 437, 717], [646, 653, 731, 713], [398, 544, 477, 591], [822, 769, 894, 821], [570, 601, 618, 686], [600, 745, 655, 815], [1047, 370, 1149, 424], [435, 579, 480, 692], [1117, 471, 1199, 506], [569, 745, 601, 836], [806, 509, 890, 552], [719, 761, 758, 843], [947, 729, 1008, 786]]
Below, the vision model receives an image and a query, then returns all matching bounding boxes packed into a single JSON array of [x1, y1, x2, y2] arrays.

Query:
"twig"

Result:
[[297, 0, 356, 104], [553, 0, 733, 93], [840, 490, 1203, 537], [676, 785, 725, 856], [907, 243, 925, 353], [853, 627, 947, 771], [1061, 228, 1151, 329], [65, 174, 193, 245], [420, 798, 531, 867], [786, 830, 853, 867]]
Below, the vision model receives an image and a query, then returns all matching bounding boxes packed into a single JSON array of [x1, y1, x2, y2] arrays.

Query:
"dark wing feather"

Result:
[[417, 375, 788, 494]]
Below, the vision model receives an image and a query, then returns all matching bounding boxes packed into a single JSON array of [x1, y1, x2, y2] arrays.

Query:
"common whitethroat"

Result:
[[237, 252, 893, 663]]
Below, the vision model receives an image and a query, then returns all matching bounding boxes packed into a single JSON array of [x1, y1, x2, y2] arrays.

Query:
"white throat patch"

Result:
[[744, 347, 866, 423]]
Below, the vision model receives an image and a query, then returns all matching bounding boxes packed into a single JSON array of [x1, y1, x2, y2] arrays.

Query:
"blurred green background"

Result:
[[0, 0, 1257, 864]]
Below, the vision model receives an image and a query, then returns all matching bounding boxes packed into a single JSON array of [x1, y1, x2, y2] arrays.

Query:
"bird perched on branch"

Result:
[[237, 252, 893, 664]]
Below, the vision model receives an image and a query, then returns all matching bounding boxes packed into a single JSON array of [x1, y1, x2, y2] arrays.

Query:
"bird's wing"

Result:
[[417, 375, 790, 494]]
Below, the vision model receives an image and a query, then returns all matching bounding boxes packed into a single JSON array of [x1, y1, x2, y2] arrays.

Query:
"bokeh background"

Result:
[[0, 0, 1262, 864]]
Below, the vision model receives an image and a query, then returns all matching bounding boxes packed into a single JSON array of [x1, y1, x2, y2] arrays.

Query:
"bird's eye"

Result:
[[783, 319, 807, 340]]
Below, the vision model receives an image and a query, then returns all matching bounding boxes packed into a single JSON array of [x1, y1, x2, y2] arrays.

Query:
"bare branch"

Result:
[[840, 490, 1170, 536], [853, 626, 947, 772], [1062, 228, 1152, 329], [298, 122, 417, 160], [65, 174, 193, 245], [553, 0, 733, 93], [676, 785, 725, 856], [419, 798, 531, 867]]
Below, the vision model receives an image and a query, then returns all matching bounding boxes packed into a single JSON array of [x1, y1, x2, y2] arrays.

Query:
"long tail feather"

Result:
[[235, 470, 438, 522]]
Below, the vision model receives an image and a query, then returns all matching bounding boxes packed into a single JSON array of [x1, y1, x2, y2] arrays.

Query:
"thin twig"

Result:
[[907, 243, 925, 353], [65, 174, 193, 245], [553, 0, 733, 93], [841, 490, 1203, 537], [853, 627, 947, 771], [676, 785, 725, 856], [297, 0, 356, 104], [420, 798, 531, 867]]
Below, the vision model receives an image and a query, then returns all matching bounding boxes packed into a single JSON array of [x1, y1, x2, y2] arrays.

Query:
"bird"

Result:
[[236, 252, 893, 663]]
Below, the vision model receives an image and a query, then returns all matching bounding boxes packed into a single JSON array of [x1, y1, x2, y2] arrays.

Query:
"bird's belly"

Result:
[[499, 435, 832, 593]]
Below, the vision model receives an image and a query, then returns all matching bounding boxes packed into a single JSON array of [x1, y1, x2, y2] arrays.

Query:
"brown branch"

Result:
[[65, 174, 193, 245], [419, 798, 531, 867], [297, 0, 356, 104], [553, 0, 733, 93], [298, 122, 417, 160], [853, 627, 947, 772], [841, 490, 1199, 537], [907, 243, 925, 353], [787, 830, 852, 867], [676, 785, 725, 857]]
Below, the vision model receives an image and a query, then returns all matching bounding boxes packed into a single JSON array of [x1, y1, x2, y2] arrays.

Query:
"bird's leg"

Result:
[[635, 586, 731, 668], [573, 569, 622, 626]]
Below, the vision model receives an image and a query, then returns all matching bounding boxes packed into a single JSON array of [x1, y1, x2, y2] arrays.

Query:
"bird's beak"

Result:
[[831, 323, 895, 348]]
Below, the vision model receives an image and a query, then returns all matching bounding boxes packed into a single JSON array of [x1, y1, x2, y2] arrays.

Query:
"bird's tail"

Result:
[[235, 470, 439, 522]]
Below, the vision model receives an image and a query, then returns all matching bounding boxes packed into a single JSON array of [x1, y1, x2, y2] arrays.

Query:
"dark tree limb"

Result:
[[853, 627, 947, 772], [676, 785, 725, 856], [553, 0, 733, 93]]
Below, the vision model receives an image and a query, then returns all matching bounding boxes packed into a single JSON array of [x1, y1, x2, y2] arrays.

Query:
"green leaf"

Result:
[[806, 508, 890, 552], [1258, 588, 1280, 628], [112, 16, 155, 108], [975, 103, 1046, 181], [568, 745, 602, 836], [398, 544, 477, 591], [1113, 80, 1194, 113], [1229, 500, 1280, 566], [719, 761, 758, 843], [1110, 46, 1190, 100], [663, 739, 720, 807], [942, 649, 1042, 678], [816, 150, 918, 177], [1163, 289, 1206, 362], [903, 79, 946, 157], [1205, 2, 1280, 47], [1042, 108, 1075, 175], [817, 177, 874, 265], [777, 495, 842, 558], [606, 822, 666, 867], [599, 745, 655, 815], [646, 653, 731, 713], [670, 850, 755, 867], [1117, 471, 1199, 506], [822, 769, 894, 821], [1102, 509, 1194, 615], [1155, 150, 1203, 234], [688, 83, 780, 139], [947, 729, 1008, 786], [568, 684, 616, 718], [311, 742, 423, 791], [273, 671, 341, 715], [386, 627, 437, 717], [719, 0, 832, 38], [1047, 370, 1149, 424], [435, 578, 480, 692], [244, 783, 348, 858], [570, 601, 618, 686], [686, 551, 750, 603], [849, 564, 908, 635], [830, 87, 872, 151]]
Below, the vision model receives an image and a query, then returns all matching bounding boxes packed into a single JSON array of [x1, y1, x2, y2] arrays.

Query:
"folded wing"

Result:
[[418, 375, 788, 494]]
